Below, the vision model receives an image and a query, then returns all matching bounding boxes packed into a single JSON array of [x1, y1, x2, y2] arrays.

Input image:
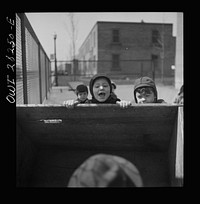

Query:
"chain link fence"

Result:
[[16, 13, 51, 104]]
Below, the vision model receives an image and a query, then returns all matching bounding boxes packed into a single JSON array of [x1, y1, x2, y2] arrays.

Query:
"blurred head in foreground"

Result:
[[68, 154, 143, 187]]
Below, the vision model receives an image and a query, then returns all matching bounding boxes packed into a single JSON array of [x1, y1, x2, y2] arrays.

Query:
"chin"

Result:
[[98, 98, 106, 102], [98, 96, 109, 102]]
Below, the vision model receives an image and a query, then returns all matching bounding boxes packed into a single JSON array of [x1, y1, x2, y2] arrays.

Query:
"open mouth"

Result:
[[98, 92, 106, 98]]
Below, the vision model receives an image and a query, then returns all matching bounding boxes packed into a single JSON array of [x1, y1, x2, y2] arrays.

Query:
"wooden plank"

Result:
[[18, 119, 174, 151], [16, 104, 178, 151], [168, 106, 183, 186], [16, 104, 178, 122], [175, 107, 184, 184]]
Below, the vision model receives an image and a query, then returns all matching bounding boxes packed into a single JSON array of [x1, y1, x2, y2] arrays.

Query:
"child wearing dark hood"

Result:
[[133, 76, 166, 104], [63, 84, 90, 108], [89, 75, 120, 104], [89, 74, 130, 107]]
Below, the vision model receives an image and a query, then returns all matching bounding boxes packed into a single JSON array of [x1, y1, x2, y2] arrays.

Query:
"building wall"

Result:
[[175, 13, 183, 89], [79, 21, 175, 79], [78, 23, 98, 76]]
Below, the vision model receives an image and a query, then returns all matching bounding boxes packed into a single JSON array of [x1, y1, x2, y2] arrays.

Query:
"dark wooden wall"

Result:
[[16, 104, 183, 187]]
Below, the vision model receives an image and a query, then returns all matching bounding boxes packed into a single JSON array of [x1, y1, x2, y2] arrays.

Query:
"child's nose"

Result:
[[99, 85, 104, 89]]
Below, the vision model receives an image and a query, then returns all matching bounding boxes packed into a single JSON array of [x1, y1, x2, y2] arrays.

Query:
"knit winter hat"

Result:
[[67, 154, 143, 187], [89, 74, 112, 99], [75, 84, 88, 95], [134, 76, 158, 103]]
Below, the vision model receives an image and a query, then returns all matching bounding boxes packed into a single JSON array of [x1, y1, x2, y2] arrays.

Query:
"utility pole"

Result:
[[54, 33, 58, 86]]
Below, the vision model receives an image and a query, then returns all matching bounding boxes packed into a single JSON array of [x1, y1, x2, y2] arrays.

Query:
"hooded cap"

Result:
[[75, 84, 88, 95], [111, 81, 117, 90], [67, 154, 143, 187], [133, 76, 157, 103], [89, 74, 118, 103]]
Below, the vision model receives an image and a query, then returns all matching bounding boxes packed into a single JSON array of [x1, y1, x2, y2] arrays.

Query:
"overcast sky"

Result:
[[25, 12, 178, 61]]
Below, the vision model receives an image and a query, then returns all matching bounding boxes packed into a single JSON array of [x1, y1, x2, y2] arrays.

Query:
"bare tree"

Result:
[[64, 13, 79, 58], [64, 13, 79, 79]]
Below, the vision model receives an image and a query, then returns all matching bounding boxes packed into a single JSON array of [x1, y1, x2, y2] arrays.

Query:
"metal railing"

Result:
[[51, 58, 174, 86]]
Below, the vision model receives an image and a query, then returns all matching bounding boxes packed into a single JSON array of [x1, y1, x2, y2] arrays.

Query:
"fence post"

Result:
[[38, 43, 43, 104], [20, 13, 28, 104], [49, 60, 51, 92], [45, 57, 48, 100]]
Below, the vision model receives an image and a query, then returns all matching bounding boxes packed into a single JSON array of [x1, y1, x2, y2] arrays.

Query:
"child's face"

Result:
[[135, 87, 156, 103], [77, 92, 88, 102], [93, 78, 111, 102]]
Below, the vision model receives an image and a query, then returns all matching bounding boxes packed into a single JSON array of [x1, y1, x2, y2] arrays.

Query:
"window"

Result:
[[152, 29, 159, 43], [152, 29, 162, 48], [112, 54, 120, 70], [112, 29, 120, 43]]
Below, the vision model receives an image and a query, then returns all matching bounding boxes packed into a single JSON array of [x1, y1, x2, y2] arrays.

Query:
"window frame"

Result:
[[152, 29, 162, 48], [112, 29, 120, 43]]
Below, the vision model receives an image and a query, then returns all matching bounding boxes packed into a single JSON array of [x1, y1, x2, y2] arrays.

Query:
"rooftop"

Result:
[[97, 21, 173, 25]]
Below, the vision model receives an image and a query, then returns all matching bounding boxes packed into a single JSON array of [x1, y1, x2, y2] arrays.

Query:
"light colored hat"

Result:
[[68, 154, 143, 187]]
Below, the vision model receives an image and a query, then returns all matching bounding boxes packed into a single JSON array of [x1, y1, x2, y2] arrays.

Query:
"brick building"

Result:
[[78, 21, 176, 80]]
